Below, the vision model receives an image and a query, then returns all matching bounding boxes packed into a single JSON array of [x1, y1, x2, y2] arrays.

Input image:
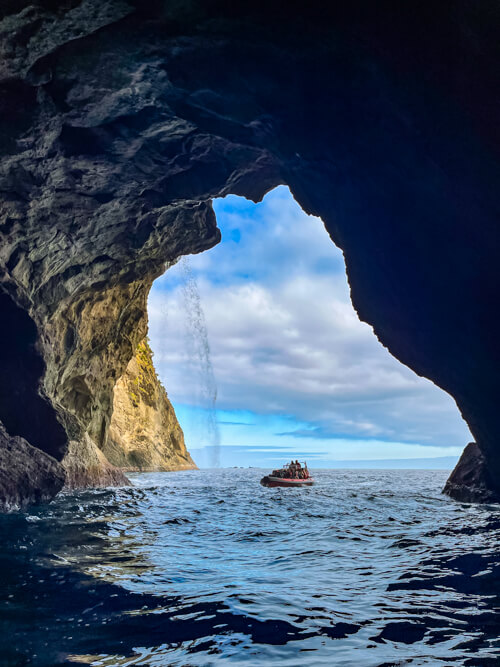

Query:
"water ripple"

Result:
[[0, 469, 499, 666]]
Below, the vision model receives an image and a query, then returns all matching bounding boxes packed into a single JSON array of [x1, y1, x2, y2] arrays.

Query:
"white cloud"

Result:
[[148, 186, 471, 455]]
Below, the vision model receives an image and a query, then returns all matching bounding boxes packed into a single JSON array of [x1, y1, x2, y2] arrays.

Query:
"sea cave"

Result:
[[0, 1, 499, 663], [0, 0, 498, 506]]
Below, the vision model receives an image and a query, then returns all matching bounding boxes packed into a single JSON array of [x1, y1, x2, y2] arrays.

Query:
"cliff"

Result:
[[104, 340, 196, 472], [0, 1, 498, 505]]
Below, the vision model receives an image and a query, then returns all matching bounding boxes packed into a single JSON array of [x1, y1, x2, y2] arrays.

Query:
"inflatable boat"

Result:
[[260, 461, 314, 488]]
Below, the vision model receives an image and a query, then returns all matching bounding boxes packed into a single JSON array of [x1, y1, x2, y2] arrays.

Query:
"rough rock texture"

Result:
[[62, 434, 129, 489], [0, 423, 65, 511], [0, 1, 498, 504], [104, 339, 196, 471], [443, 443, 498, 504]]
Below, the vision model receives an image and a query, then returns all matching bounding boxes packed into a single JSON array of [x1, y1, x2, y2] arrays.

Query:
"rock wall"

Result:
[[0, 422, 65, 511], [443, 443, 498, 505], [62, 434, 130, 489], [0, 1, 498, 504], [104, 339, 196, 472]]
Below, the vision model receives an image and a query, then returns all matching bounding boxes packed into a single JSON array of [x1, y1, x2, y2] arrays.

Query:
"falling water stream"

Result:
[[179, 256, 220, 467]]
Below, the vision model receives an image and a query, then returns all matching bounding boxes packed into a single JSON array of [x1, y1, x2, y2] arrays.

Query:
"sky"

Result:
[[148, 186, 471, 469]]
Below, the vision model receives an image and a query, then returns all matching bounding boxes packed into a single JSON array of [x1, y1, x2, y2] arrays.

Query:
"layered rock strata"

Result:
[[0, 1, 498, 504], [104, 339, 196, 472]]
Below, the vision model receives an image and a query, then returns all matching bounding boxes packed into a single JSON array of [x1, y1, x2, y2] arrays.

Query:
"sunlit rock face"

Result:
[[0, 1, 498, 504], [105, 339, 196, 472]]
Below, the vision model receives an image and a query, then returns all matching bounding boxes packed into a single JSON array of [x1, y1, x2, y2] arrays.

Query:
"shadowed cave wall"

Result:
[[0, 290, 66, 458], [0, 0, 499, 506]]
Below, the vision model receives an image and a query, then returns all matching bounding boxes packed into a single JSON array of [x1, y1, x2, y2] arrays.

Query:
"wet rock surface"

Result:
[[0, 423, 65, 510], [0, 1, 498, 502], [62, 435, 130, 489], [443, 443, 500, 504]]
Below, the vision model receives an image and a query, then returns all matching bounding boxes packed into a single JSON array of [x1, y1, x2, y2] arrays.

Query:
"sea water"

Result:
[[0, 469, 499, 666]]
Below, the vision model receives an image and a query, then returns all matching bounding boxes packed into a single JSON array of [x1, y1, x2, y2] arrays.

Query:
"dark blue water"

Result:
[[1, 469, 499, 666]]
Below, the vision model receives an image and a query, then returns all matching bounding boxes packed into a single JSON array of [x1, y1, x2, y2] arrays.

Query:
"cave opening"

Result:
[[148, 186, 470, 470], [0, 290, 67, 460]]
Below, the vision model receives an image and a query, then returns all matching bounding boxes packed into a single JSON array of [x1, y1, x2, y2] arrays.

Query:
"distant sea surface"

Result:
[[1, 469, 499, 666]]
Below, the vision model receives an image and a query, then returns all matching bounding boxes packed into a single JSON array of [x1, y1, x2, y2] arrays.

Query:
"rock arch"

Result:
[[0, 0, 498, 504]]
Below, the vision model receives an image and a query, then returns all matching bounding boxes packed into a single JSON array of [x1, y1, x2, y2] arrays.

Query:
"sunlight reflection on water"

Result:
[[0, 469, 499, 666]]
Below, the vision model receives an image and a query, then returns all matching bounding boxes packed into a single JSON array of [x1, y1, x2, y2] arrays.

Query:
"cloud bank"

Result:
[[148, 186, 470, 463]]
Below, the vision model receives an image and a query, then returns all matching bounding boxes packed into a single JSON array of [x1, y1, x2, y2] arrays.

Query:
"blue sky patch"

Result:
[[148, 186, 470, 468]]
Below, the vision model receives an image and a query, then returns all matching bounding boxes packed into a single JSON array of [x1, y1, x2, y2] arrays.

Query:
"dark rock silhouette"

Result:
[[443, 443, 498, 504], [0, 422, 65, 510], [0, 1, 498, 504]]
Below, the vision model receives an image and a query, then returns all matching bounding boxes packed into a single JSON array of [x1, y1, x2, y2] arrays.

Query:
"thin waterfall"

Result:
[[179, 256, 220, 468]]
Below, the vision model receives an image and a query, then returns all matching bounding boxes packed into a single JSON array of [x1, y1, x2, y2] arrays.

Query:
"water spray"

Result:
[[179, 256, 220, 467]]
